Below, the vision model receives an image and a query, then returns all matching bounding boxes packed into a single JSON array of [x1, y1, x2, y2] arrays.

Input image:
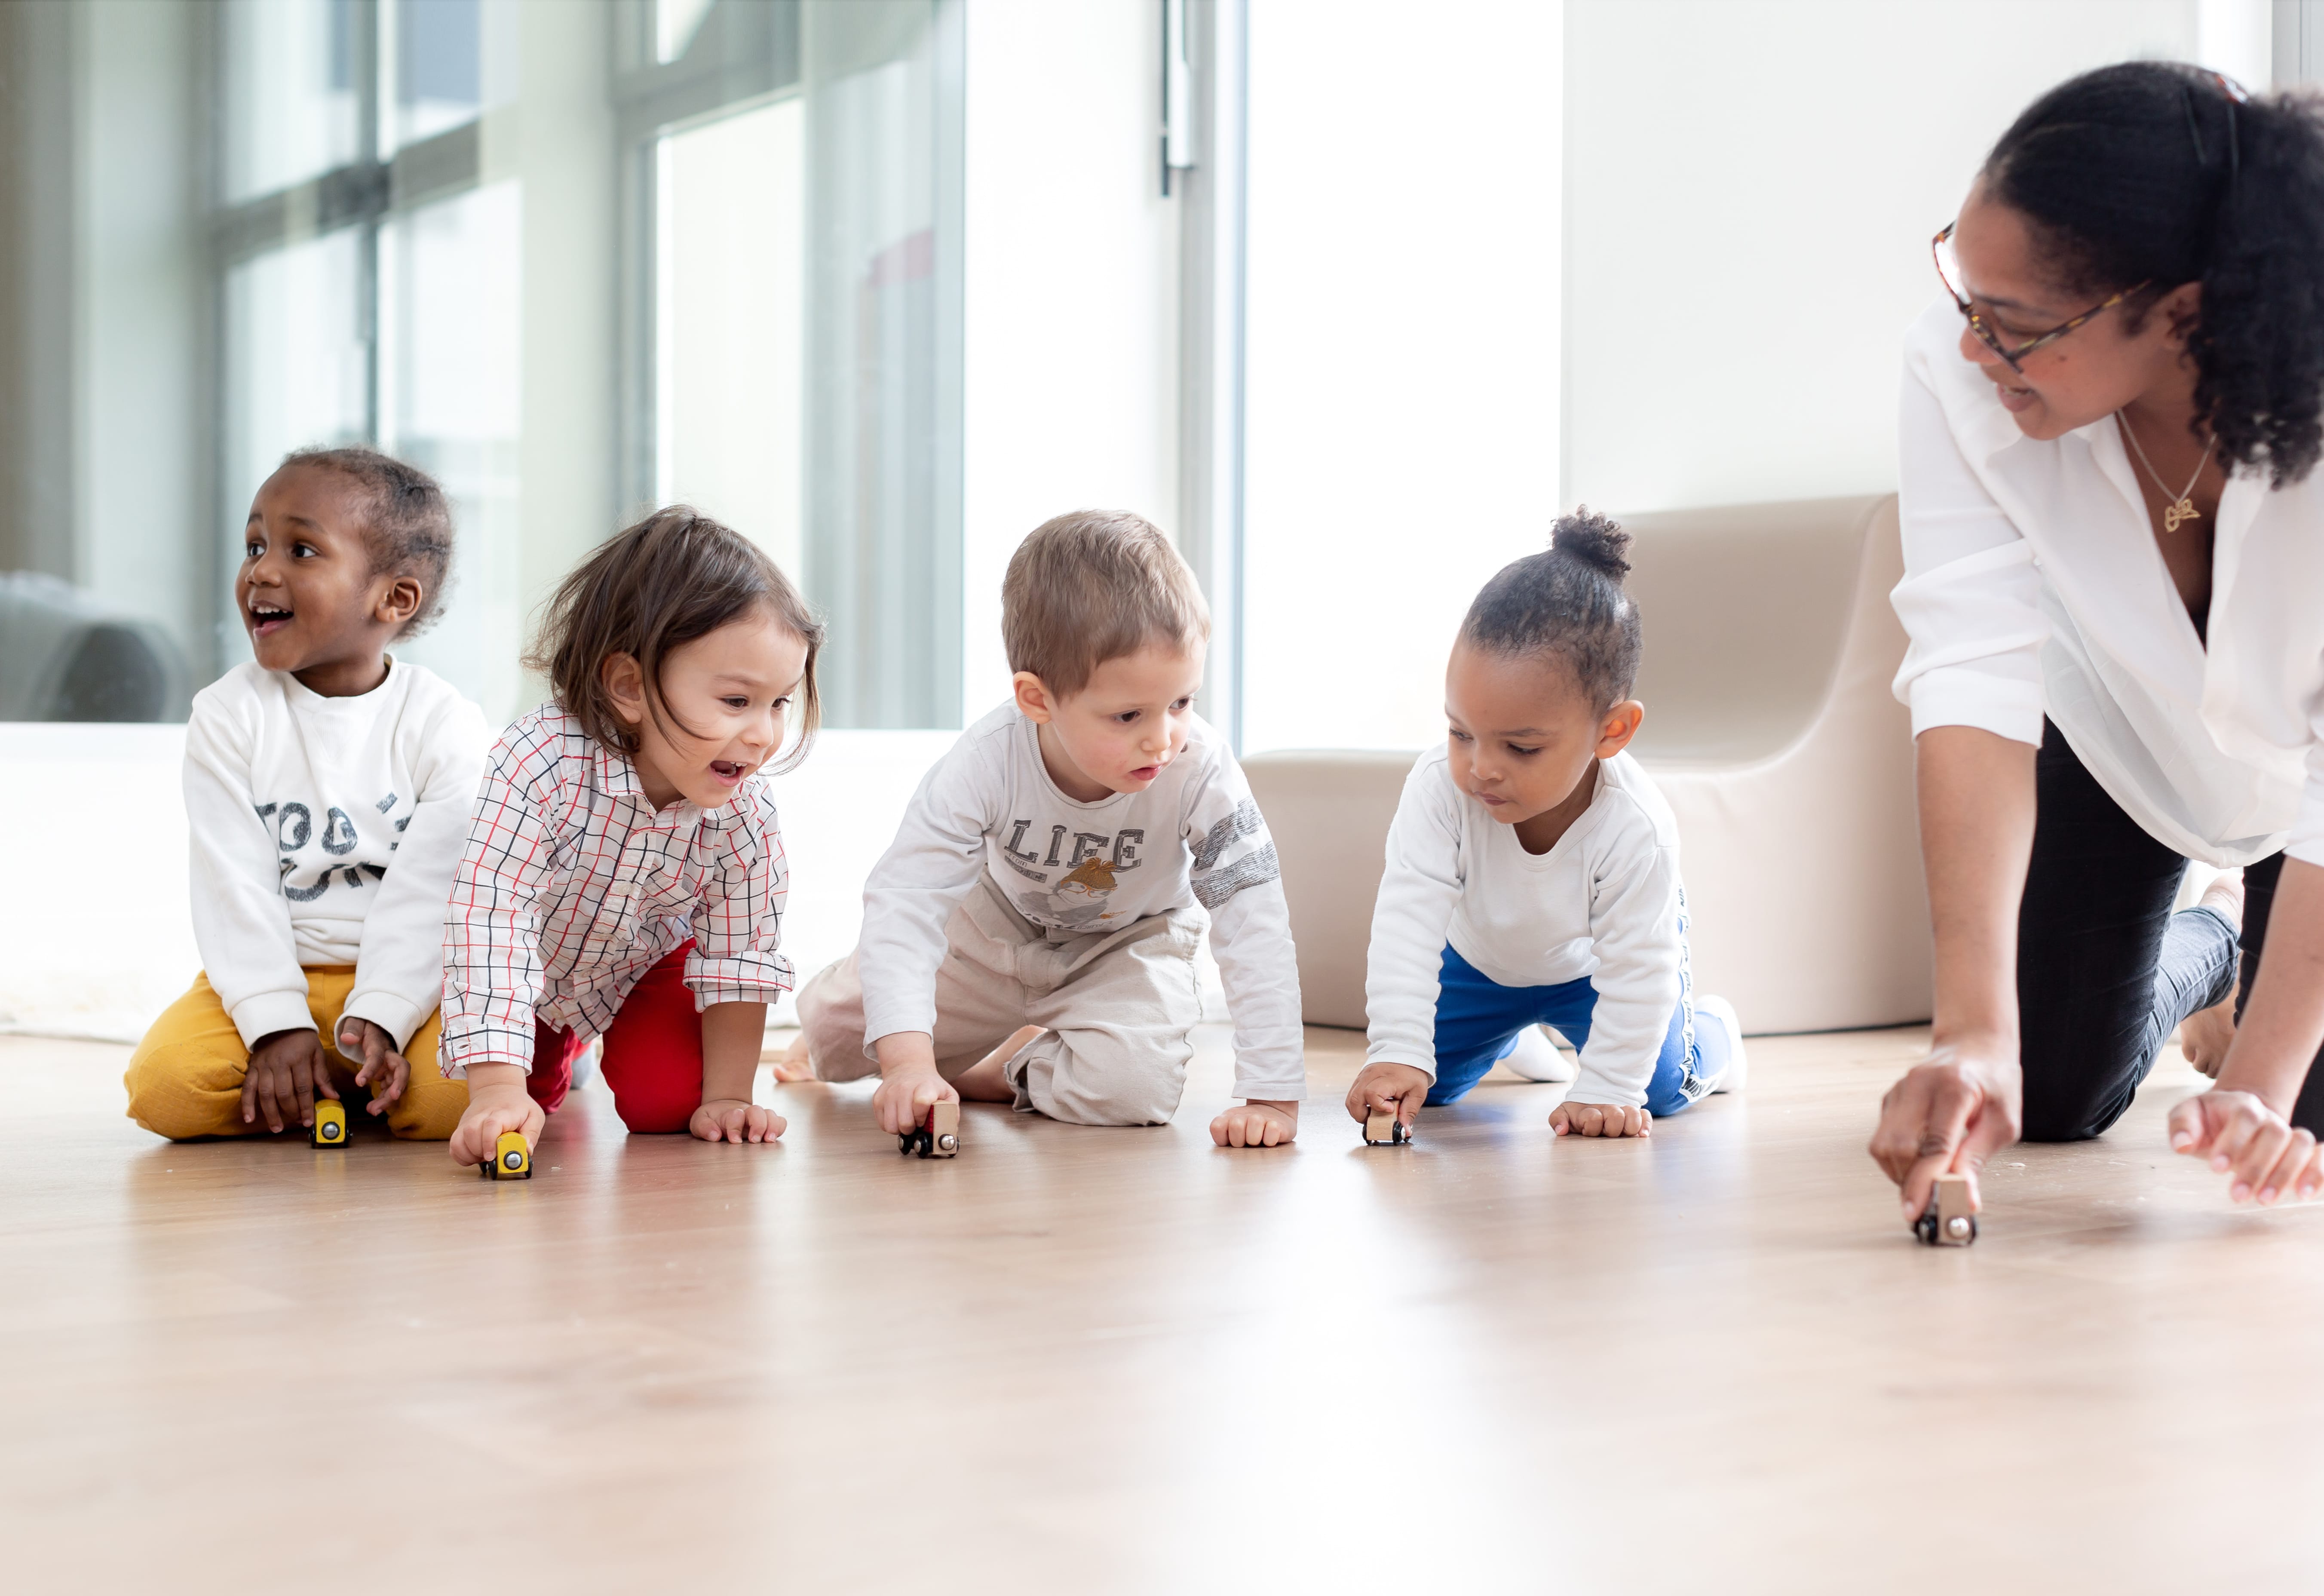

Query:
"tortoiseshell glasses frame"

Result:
[[1931, 221, 2151, 374]]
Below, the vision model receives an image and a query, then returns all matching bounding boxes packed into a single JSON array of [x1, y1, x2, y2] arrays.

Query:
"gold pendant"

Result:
[[2163, 497, 2200, 534]]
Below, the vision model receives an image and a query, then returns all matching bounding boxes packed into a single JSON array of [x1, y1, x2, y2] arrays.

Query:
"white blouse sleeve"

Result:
[[1889, 351, 2051, 747]]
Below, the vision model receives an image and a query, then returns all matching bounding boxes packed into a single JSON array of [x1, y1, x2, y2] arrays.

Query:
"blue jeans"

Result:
[[1424, 944, 1729, 1116]]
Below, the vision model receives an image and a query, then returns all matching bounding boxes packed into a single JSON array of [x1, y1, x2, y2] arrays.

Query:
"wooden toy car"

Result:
[[1363, 1108, 1412, 1146], [310, 1099, 347, 1148], [1915, 1172, 1976, 1246], [898, 1099, 960, 1159], [480, 1130, 532, 1180]]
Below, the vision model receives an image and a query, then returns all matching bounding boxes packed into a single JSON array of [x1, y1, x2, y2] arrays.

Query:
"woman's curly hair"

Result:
[[1986, 63, 2324, 487]]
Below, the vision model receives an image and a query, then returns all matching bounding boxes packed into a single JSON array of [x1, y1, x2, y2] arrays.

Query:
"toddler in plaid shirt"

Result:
[[438, 508, 823, 1165]]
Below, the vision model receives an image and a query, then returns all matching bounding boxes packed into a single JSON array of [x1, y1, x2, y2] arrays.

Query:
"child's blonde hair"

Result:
[[1001, 510, 1209, 698]]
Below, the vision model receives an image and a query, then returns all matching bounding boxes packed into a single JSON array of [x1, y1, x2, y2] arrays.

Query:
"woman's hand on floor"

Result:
[[1868, 1043, 2022, 1224], [1549, 1100, 1650, 1138], [691, 1099, 787, 1143], [2168, 1089, 2324, 1204], [1211, 1099, 1297, 1148], [242, 1028, 338, 1133], [1346, 1062, 1430, 1130], [335, 1018, 410, 1113], [450, 1067, 544, 1167]]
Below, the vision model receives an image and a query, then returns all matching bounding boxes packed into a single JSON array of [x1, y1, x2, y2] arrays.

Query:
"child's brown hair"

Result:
[[1001, 509, 1209, 698], [278, 445, 454, 638], [526, 506, 824, 774]]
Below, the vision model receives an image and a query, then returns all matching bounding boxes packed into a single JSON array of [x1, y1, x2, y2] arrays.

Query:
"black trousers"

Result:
[[2017, 723, 2323, 1139]]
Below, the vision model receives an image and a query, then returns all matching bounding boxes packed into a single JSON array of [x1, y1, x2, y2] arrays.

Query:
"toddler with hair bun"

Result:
[[1349, 507, 1748, 1142]]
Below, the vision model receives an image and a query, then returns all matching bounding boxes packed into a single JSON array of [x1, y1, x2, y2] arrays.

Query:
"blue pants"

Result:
[[1425, 944, 1729, 1116]]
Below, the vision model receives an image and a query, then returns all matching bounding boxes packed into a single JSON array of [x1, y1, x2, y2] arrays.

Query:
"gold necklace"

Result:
[[2117, 410, 2217, 534]]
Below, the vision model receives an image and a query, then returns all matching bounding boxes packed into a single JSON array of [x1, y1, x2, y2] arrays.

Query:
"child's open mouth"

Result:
[[248, 601, 293, 636], [709, 760, 748, 784]]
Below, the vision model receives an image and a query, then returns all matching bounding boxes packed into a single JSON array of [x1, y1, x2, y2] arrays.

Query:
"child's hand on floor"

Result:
[[1211, 1099, 1298, 1147], [871, 1033, 957, 1136], [335, 1018, 411, 1114], [1549, 1100, 1650, 1138], [691, 1099, 787, 1143], [1346, 1062, 1430, 1132], [450, 1064, 545, 1167], [243, 1028, 339, 1133]]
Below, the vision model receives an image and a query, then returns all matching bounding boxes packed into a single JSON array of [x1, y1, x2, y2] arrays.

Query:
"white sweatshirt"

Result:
[[1364, 747, 1686, 1108], [184, 659, 491, 1050], [856, 702, 1306, 1101]]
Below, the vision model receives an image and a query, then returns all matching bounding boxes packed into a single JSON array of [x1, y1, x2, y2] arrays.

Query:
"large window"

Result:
[[631, 0, 963, 728], [0, 0, 961, 730]]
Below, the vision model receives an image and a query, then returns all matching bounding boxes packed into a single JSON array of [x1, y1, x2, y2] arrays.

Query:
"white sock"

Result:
[[1499, 1024, 1578, 1083], [1697, 996, 1748, 1093]]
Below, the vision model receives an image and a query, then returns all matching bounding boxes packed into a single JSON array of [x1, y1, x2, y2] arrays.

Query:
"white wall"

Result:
[[1239, 0, 1563, 755], [960, 0, 1182, 720], [1560, 0, 2214, 513]]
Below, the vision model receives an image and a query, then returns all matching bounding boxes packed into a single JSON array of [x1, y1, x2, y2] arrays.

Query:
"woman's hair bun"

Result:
[[1550, 506, 1631, 581]]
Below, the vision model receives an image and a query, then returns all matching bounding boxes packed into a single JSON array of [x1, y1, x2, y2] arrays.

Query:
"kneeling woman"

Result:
[[1872, 63, 2324, 1217]]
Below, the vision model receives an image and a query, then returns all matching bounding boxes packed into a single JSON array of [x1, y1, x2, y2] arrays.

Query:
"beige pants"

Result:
[[797, 875, 1205, 1126]]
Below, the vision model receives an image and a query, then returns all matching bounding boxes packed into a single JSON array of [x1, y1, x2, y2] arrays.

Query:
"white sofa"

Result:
[[1244, 493, 1930, 1037]]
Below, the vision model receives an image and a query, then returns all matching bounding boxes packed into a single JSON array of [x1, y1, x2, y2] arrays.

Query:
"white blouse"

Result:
[[1890, 298, 2324, 869]]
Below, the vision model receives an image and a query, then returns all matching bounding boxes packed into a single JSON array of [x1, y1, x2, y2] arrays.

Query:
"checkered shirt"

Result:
[[438, 703, 794, 1076]]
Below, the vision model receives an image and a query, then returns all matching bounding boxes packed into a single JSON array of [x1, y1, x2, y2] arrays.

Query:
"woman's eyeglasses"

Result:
[[1931, 221, 2150, 373]]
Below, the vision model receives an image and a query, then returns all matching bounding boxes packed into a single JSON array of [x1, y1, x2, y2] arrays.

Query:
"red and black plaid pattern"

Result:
[[438, 704, 792, 1076]]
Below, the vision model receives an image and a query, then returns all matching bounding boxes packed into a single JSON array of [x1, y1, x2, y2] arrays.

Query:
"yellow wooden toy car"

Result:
[[310, 1099, 348, 1148], [481, 1130, 532, 1180]]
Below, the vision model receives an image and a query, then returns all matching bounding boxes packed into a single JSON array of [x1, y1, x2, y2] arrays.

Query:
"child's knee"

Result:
[[614, 1091, 699, 1135], [1018, 1035, 1188, 1126], [386, 1076, 470, 1141], [123, 1041, 248, 1140], [1643, 1081, 1697, 1119]]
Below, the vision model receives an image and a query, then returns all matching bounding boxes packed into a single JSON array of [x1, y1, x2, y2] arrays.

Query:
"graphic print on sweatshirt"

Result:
[[255, 789, 410, 902], [997, 818, 1147, 931]]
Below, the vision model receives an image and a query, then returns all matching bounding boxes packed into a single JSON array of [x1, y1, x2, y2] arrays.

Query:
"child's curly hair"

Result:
[[526, 507, 825, 774], [278, 445, 454, 638], [1461, 506, 1642, 712]]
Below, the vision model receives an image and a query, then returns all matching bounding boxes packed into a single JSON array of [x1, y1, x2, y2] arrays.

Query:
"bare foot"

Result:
[[2182, 871, 2244, 1078], [2200, 869, 2245, 928], [769, 1030, 817, 1083], [951, 1024, 1045, 1103]]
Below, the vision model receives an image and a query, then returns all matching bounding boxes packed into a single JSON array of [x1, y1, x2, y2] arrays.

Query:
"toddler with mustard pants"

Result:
[[1349, 509, 1748, 1140], [125, 447, 489, 1141], [793, 509, 1307, 1147]]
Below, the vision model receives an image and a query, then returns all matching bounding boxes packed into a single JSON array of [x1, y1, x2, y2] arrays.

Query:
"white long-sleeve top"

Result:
[[855, 702, 1305, 1101], [1892, 297, 2324, 867], [184, 658, 490, 1050], [437, 704, 796, 1076], [1364, 747, 1685, 1108]]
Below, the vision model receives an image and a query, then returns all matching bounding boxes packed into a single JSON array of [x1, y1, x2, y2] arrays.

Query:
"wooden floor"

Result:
[[5, 1025, 2322, 1594]]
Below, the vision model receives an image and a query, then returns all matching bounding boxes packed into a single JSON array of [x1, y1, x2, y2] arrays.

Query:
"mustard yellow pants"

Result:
[[123, 968, 466, 1141]]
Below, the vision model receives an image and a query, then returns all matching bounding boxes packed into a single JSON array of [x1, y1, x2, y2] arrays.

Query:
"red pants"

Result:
[[527, 943, 708, 1134]]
